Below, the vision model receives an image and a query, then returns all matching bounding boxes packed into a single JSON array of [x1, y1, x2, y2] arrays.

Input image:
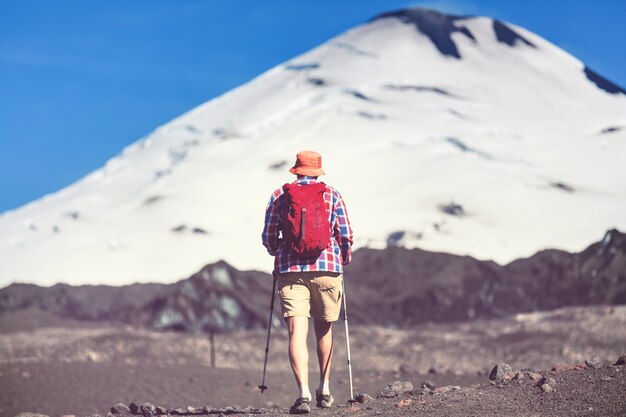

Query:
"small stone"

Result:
[[489, 363, 513, 381], [129, 404, 140, 414], [154, 406, 167, 415], [422, 380, 435, 389], [614, 355, 626, 366], [541, 377, 557, 387], [541, 384, 554, 393], [201, 405, 213, 413], [354, 393, 374, 404], [413, 380, 435, 396], [140, 403, 156, 417], [186, 406, 196, 413], [379, 381, 414, 398], [585, 357, 602, 369], [512, 371, 525, 380], [601, 376, 613, 382], [527, 372, 542, 381], [111, 404, 131, 415]]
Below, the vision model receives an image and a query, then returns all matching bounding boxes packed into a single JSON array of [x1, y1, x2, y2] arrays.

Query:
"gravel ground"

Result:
[[1, 305, 625, 417]]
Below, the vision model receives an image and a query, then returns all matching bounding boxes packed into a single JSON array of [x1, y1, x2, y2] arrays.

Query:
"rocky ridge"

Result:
[[1, 229, 624, 331]]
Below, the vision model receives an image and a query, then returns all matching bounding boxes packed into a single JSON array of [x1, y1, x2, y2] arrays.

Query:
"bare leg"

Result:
[[314, 320, 334, 383], [287, 316, 309, 387]]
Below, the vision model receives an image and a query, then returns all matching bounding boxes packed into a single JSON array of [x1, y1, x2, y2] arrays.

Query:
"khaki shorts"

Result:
[[277, 272, 343, 322]]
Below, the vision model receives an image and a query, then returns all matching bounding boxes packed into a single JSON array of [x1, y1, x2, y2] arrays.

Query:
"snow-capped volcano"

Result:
[[2, 8, 625, 286]]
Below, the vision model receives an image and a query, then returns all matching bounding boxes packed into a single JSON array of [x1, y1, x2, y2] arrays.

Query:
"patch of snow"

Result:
[[211, 266, 233, 288], [220, 296, 240, 318], [156, 308, 184, 329]]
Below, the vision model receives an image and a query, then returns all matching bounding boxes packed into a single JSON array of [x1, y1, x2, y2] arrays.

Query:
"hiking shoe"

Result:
[[315, 390, 334, 408], [289, 397, 311, 414]]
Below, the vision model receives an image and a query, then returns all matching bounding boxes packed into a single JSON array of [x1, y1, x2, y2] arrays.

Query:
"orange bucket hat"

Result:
[[289, 150, 325, 176]]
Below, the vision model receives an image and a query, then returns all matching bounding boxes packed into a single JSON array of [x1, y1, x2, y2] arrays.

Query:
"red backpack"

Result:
[[282, 182, 331, 257]]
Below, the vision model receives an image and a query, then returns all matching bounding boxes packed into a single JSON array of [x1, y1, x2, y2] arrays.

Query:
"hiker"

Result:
[[262, 150, 354, 414]]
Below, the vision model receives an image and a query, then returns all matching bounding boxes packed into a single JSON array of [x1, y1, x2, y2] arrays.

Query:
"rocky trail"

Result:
[[3, 305, 626, 417], [17, 357, 626, 417]]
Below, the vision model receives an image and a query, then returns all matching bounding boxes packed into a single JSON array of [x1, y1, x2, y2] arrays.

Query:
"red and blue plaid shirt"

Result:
[[262, 176, 353, 273]]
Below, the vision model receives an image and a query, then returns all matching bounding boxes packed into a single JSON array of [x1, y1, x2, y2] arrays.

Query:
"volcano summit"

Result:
[[1, 8, 625, 285]]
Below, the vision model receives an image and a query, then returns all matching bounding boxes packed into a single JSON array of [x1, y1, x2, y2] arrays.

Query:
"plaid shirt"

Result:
[[262, 176, 353, 273]]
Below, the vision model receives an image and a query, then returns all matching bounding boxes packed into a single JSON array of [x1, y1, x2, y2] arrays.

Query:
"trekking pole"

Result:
[[259, 271, 278, 394], [341, 278, 354, 401]]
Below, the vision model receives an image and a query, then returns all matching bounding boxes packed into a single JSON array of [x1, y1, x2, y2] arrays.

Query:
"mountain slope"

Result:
[[1, 8, 625, 285], [2, 228, 624, 332]]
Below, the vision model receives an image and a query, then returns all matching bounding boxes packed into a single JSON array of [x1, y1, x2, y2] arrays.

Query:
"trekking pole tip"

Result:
[[258, 385, 268, 394]]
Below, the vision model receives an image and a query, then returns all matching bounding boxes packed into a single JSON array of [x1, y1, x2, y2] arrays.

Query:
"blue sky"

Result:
[[1, 0, 625, 213]]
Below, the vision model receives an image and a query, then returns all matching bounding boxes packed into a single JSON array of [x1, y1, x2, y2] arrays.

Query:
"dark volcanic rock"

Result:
[[414, 380, 435, 395], [490, 363, 513, 381], [585, 357, 602, 369], [345, 228, 626, 325], [439, 201, 465, 216], [615, 355, 626, 366], [600, 126, 622, 134], [110, 403, 130, 415], [130, 261, 275, 332], [371, 8, 475, 59], [584, 66, 626, 95], [355, 393, 374, 403], [379, 381, 414, 398], [1, 229, 624, 331], [492, 20, 535, 48], [541, 376, 557, 387], [0, 281, 169, 320], [140, 403, 156, 417]]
